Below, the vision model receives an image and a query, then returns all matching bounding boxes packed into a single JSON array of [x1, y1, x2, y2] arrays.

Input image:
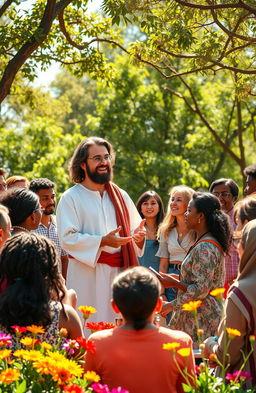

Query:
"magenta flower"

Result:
[[0, 333, 12, 347], [111, 388, 129, 393], [226, 370, 252, 381], [91, 383, 110, 393]]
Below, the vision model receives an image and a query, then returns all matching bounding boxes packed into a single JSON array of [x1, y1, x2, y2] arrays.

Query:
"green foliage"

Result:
[[0, 118, 83, 195]]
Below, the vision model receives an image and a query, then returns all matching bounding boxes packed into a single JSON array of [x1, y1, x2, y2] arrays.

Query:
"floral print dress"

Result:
[[169, 237, 225, 348]]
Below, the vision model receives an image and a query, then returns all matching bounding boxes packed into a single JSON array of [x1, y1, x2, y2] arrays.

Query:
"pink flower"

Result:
[[111, 388, 129, 393], [226, 370, 252, 381], [0, 333, 12, 347], [91, 383, 110, 393]]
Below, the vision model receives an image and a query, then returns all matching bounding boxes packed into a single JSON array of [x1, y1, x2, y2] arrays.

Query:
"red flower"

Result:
[[11, 326, 27, 334], [76, 337, 96, 354], [85, 322, 115, 332], [63, 384, 84, 393]]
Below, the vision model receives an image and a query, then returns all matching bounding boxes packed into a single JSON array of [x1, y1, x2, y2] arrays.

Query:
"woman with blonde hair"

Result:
[[156, 185, 195, 321]]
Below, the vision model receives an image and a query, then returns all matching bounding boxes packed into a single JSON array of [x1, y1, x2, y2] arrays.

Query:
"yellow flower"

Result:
[[182, 301, 202, 312], [78, 305, 97, 320], [0, 368, 20, 384], [40, 342, 52, 351], [84, 370, 100, 382], [162, 342, 180, 351], [20, 337, 39, 347], [210, 288, 225, 297], [26, 325, 45, 334], [0, 349, 11, 360], [33, 357, 56, 375], [20, 350, 43, 362], [197, 329, 204, 335], [63, 359, 84, 378], [177, 347, 191, 357], [226, 328, 241, 337], [47, 351, 67, 363], [13, 349, 27, 359]]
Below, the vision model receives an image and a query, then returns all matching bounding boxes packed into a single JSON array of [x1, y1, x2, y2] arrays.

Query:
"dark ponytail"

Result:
[[193, 192, 232, 254]]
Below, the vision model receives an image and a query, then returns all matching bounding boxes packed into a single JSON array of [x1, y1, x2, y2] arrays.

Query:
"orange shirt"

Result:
[[85, 326, 195, 393]]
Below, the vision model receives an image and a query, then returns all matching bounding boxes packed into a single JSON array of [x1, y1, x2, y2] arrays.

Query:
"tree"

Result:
[[0, 0, 122, 103], [102, 0, 256, 83], [0, 117, 83, 194], [99, 0, 256, 182]]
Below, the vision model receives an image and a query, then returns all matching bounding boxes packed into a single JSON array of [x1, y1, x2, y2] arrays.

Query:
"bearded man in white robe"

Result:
[[56, 136, 145, 323]]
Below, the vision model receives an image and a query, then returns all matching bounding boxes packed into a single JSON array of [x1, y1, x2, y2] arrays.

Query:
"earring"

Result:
[[198, 218, 201, 223]]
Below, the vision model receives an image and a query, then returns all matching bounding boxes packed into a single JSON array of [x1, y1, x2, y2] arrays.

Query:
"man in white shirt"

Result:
[[56, 137, 145, 323]]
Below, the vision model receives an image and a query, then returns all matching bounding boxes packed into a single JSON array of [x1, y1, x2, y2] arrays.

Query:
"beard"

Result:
[[85, 162, 112, 184], [42, 206, 55, 215]]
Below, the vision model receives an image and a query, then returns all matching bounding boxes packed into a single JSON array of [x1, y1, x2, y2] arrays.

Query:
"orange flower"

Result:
[[52, 367, 72, 385], [63, 385, 84, 393], [59, 328, 68, 338], [78, 306, 97, 320], [177, 347, 191, 357], [197, 329, 204, 335], [162, 342, 180, 351], [210, 288, 225, 297], [249, 335, 256, 342], [26, 325, 45, 334], [226, 328, 241, 337], [182, 301, 202, 312], [84, 370, 100, 382], [209, 353, 218, 361], [0, 368, 20, 384]]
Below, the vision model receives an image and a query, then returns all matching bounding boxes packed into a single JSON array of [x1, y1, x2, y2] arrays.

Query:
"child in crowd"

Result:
[[136, 190, 164, 271], [85, 266, 195, 393]]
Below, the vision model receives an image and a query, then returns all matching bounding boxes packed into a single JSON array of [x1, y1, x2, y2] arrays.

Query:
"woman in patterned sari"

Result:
[[160, 192, 232, 348]]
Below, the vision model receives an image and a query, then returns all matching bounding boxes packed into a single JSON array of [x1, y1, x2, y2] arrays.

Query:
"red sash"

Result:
[[105, 182, 139, 269], [97, 251, 123, 268]]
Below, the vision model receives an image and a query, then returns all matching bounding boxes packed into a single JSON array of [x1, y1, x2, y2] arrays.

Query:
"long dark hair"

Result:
[[136, 190, 164, 226], [0, 233, 65, 328], [193, 192, 232, 253], [69, 136, 113, 183]]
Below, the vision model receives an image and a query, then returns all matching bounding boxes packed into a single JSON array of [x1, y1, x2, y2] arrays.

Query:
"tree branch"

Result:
[[0, 0, 59, 104], [165, 76, 243, 166], [210, 9, 256, 42], [0, 0, 14, 18], [173, 0, 256, 14]]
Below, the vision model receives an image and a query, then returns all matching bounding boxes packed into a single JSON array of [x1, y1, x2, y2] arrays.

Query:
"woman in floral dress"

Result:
[[160, 192, 232, 348]]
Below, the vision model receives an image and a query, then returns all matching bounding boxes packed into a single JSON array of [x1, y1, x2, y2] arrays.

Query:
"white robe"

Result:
[[56, 184, 143, 324]]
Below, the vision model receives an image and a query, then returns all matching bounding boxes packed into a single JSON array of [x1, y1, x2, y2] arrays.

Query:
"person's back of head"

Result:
[[244, 164, 256, 196], [234, 195, 256, 230], [6, 176, 30, 189], [0, 188, 41, 228], [29, 178, 55, 193], [0, 232, 64, 328], [0, 205, 11, 249], [112, 266, 160, 330]]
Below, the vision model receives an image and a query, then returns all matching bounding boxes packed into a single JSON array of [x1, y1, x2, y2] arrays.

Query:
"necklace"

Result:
[[12, 226, 30, 233]]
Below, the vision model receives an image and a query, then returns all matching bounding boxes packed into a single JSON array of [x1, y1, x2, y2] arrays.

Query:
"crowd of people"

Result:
[[0, 137, 256, 392]]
